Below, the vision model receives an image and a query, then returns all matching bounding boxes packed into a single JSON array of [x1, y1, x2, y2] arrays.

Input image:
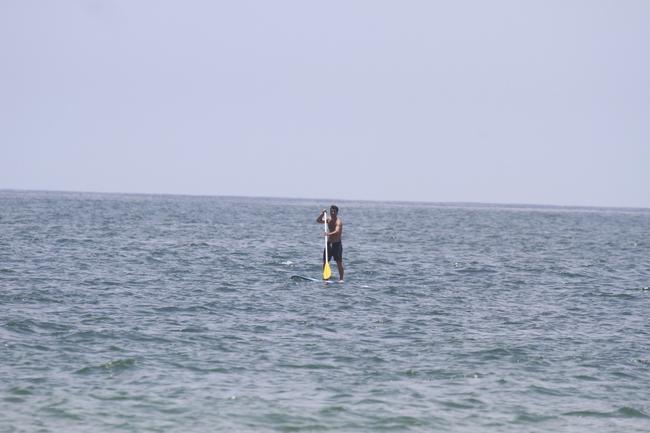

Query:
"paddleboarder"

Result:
[[316, 205, 344, 282]]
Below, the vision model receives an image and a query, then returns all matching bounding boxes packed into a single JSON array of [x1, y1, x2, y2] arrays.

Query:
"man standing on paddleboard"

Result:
[[316, 205, 344, 282]]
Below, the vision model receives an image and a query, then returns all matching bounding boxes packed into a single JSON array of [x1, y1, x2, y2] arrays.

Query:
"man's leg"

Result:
[[335, 259, 344, 281]]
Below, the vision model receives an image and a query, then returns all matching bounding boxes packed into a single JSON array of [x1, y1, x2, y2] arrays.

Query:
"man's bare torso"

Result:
[[328, 217, 343, 243]]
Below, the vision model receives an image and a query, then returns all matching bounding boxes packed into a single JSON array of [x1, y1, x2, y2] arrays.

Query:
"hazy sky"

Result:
[[1, 1, 649, 208]]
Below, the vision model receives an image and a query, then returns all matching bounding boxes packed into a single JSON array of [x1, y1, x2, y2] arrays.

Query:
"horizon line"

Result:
[[1, 187, 648, 212]]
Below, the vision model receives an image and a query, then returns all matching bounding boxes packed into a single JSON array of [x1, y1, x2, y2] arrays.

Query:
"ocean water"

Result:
[[1, 190, 649, 433]]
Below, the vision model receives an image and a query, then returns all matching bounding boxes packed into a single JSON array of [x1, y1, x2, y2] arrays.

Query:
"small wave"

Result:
[[564, 406, 649, 419], [155, 306, 181, 313], [278, 362, 336, 370], [440, 399, 483, 410], [617, 407, 650, 418], [611, 371, 639, 380], [81, 278, 123, 289], [5, 319, 35, 334], [354, 398, 387, 406], [54, 237, 76, 245], [41, 405, 83, 421], [65, 330, 112, 342], [157, 406, 190, 415], [319, 405, 346, 416], [514, 412, 556, 423], [3, 396, 25, 404], [528, 384, 568, 397], [75, 358, 137, 375], [559, 271, 590, 278], [4, 318, 70, 334], [369, 415, 426, 428], [178, 326, 208, 333], [564, 410, 610, 418], [599, 292, 636, 300], [467, 347, 512, 360], [89, 392, 133, 402], [456, 267, 498, 274], [169, 362, 229, 374], [155, 305, 208, 313], [574, 374, 599, 381], [8, 386, 33, 396]]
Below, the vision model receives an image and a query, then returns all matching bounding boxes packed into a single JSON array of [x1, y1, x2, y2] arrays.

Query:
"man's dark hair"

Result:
[[330, 205, 339, 213]]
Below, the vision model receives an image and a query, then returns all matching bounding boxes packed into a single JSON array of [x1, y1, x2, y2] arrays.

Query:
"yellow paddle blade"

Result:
[[323, 262, 332, 280]]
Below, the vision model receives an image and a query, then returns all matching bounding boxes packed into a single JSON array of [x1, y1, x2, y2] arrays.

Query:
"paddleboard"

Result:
[[290, 275, 321, 282], [290, 275, 345, 284]]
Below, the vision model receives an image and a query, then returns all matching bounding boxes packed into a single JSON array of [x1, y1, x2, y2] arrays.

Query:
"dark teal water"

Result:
[[1, 190, 649, 432]]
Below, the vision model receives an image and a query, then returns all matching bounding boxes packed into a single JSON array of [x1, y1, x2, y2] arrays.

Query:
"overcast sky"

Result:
[[1, 1, 648, 208]]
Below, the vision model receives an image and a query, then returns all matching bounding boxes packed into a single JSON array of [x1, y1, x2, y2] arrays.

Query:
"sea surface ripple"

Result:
[[1, 191, 649, 432]]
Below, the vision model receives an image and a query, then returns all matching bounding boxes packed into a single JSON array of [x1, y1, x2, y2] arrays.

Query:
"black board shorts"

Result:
[[323, 241, 343, 262]]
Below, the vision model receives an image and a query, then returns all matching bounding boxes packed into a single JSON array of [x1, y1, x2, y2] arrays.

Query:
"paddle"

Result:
[[322, 210, 331, 280]]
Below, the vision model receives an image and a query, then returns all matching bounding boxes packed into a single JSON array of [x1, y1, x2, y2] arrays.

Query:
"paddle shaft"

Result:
[[323, 210, 329, 261], [322, 210, 332, 280]]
